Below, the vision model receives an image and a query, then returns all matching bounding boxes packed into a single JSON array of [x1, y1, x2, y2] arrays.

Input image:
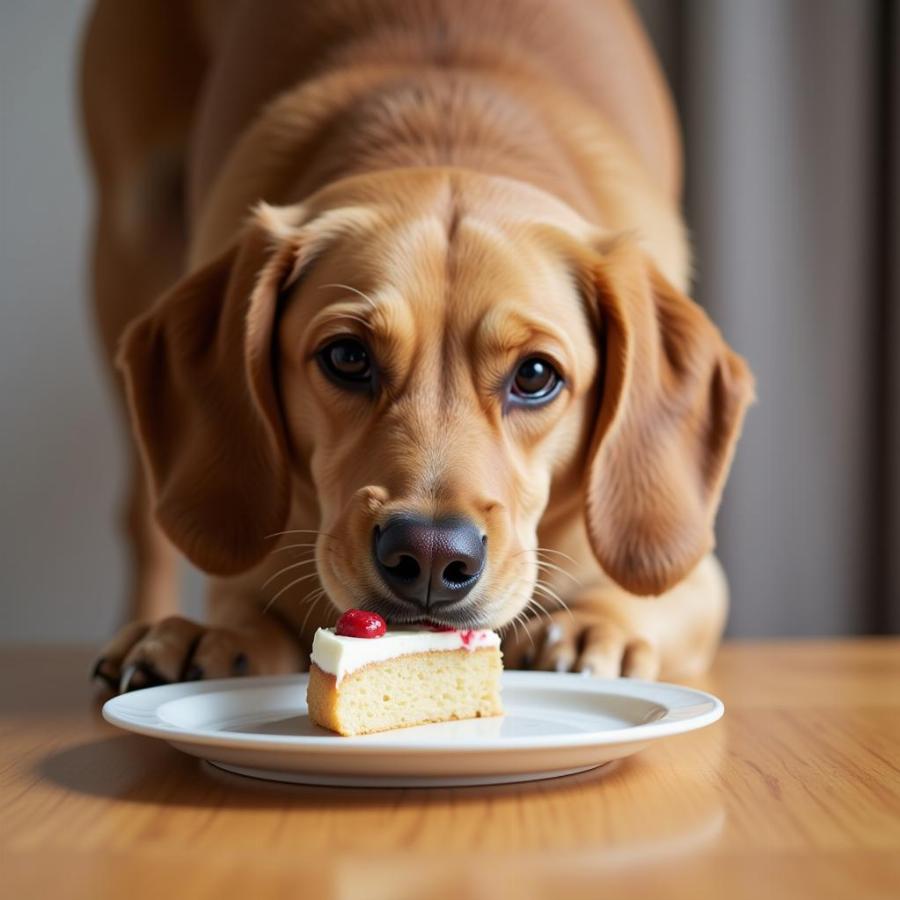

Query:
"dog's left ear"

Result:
[[116, 205, 307, 575], [583, 240, 755, 596]]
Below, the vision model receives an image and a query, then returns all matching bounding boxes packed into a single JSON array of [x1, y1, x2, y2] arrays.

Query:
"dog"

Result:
[[82, 0, 753, 693]]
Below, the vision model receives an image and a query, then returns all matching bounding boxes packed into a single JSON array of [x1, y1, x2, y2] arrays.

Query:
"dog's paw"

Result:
[[91, 616, 299, 693], [501, 610, 660, 679]]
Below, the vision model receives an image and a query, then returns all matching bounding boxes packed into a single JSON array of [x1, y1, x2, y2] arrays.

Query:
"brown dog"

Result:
[[82, 0, 753, 692]]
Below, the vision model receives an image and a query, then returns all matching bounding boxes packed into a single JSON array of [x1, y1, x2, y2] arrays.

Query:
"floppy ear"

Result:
[[584, 240, 755, 596], [117, 208, 306, 575]]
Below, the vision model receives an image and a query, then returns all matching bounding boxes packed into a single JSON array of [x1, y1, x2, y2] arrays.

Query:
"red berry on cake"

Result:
[[335, 609, 387, 639]]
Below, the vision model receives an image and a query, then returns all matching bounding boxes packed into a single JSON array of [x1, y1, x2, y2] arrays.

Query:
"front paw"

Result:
[[92, 616, 275, 694], [502, 611, 660, 680]]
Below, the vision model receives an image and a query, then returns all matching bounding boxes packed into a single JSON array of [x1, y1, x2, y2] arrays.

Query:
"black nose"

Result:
[[373, 515, 486, 608]]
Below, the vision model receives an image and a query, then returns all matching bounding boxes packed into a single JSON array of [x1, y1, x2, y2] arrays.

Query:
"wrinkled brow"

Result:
[[309, 288, 417, 369], [472, 304, 579, 393], [475, 305, 575, 360]]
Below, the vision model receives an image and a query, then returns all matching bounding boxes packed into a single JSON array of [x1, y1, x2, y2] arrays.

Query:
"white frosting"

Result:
[[311, 626, 500, 684]]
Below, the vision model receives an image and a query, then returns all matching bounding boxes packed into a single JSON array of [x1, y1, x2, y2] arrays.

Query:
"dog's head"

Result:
[[119, 170, 753, 628]]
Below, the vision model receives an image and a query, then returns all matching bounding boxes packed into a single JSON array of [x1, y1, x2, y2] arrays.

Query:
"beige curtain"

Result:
[[635, 0, 899, 635]]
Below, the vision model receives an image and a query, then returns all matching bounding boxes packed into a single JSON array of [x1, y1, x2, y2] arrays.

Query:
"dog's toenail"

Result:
[[544, 624, 562, 646], [184, 663, 204, 681], [122, 661, 168, 692], [554, 658, 569, 673], [231, 653, 249, 676], [119, 664, 137, 693], [580, 666, 594, 677], [521, 652, 534, 670], [91, 658, 117, 691]]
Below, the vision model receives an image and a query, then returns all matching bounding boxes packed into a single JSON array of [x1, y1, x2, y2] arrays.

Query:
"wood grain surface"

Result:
[[1, 641, 899, 899]]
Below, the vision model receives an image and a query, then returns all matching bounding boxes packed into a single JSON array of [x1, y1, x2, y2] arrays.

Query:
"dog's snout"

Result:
[[373, 515, 486, 608]]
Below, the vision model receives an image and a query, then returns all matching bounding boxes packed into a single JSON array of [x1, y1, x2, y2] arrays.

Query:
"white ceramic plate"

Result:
[[103, 672, 723, 787]]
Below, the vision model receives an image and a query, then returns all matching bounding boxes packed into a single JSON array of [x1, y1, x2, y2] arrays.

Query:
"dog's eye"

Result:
[[510, 357, 561, 404], [318, 338, 373, 388]]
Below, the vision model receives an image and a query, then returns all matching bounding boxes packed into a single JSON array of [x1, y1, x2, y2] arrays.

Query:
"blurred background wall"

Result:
[[637, 0, 899, 634], [0, 0, 896, 642], [0, 0, 204, 641]]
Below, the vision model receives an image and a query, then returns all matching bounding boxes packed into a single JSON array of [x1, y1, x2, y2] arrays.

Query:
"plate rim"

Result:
[[102, 671, 723, 753]]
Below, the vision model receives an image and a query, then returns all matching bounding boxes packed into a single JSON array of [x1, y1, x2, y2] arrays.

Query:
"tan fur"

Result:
[[82, 0, 753, 691]]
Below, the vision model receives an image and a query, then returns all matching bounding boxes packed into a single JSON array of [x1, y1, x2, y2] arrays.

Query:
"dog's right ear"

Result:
[[582, 239, 755, 596], [117, 205, 307, 575]]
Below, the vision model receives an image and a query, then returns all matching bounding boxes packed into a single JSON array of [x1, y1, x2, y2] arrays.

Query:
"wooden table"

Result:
[[1, 641, 898, 899]]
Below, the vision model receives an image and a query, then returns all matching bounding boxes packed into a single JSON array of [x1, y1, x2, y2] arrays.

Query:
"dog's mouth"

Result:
[[354, 593, 489, 631]]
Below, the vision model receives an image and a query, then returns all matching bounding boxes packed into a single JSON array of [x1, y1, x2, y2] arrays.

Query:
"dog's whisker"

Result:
[[270, 543, 319, 553], [513, 560, 573, 612], [534, 547, 579, 564], [298, 604, 318, 638], [300, 585, 329, 619], [533, 559, 581, 585], [506, 614, 522, 646], [522, 600, 545, 632], [532, 587, 567, 614], [533, 582, 574, 620], [260, 557, 319, 589], [526, 596, 553, 625], [493, 574, 532, 628], [300, 590, 330, 634], [500, 603, 530, 636], [517, 608, 537, 652], [300, 583, 327, 606], [533, 577, 565, 604], [496, 576, 546, 652], [493, 557, 575, 652], [319, 282, 379, 311], [266, 570, 323, 611], [266, 529, 324, 536], [509, 547, 579, 586], [299, 600, 323, 637], [264, 529, 343, 543]]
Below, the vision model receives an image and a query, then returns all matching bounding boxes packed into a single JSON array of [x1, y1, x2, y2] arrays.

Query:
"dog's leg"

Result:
[[118, 455, 178, 624], [81, 1, 208, 631], [502, 555, 729, 680]]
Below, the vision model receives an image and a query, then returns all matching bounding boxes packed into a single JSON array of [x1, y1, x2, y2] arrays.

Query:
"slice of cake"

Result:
[[306, 609, 503, 736]]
